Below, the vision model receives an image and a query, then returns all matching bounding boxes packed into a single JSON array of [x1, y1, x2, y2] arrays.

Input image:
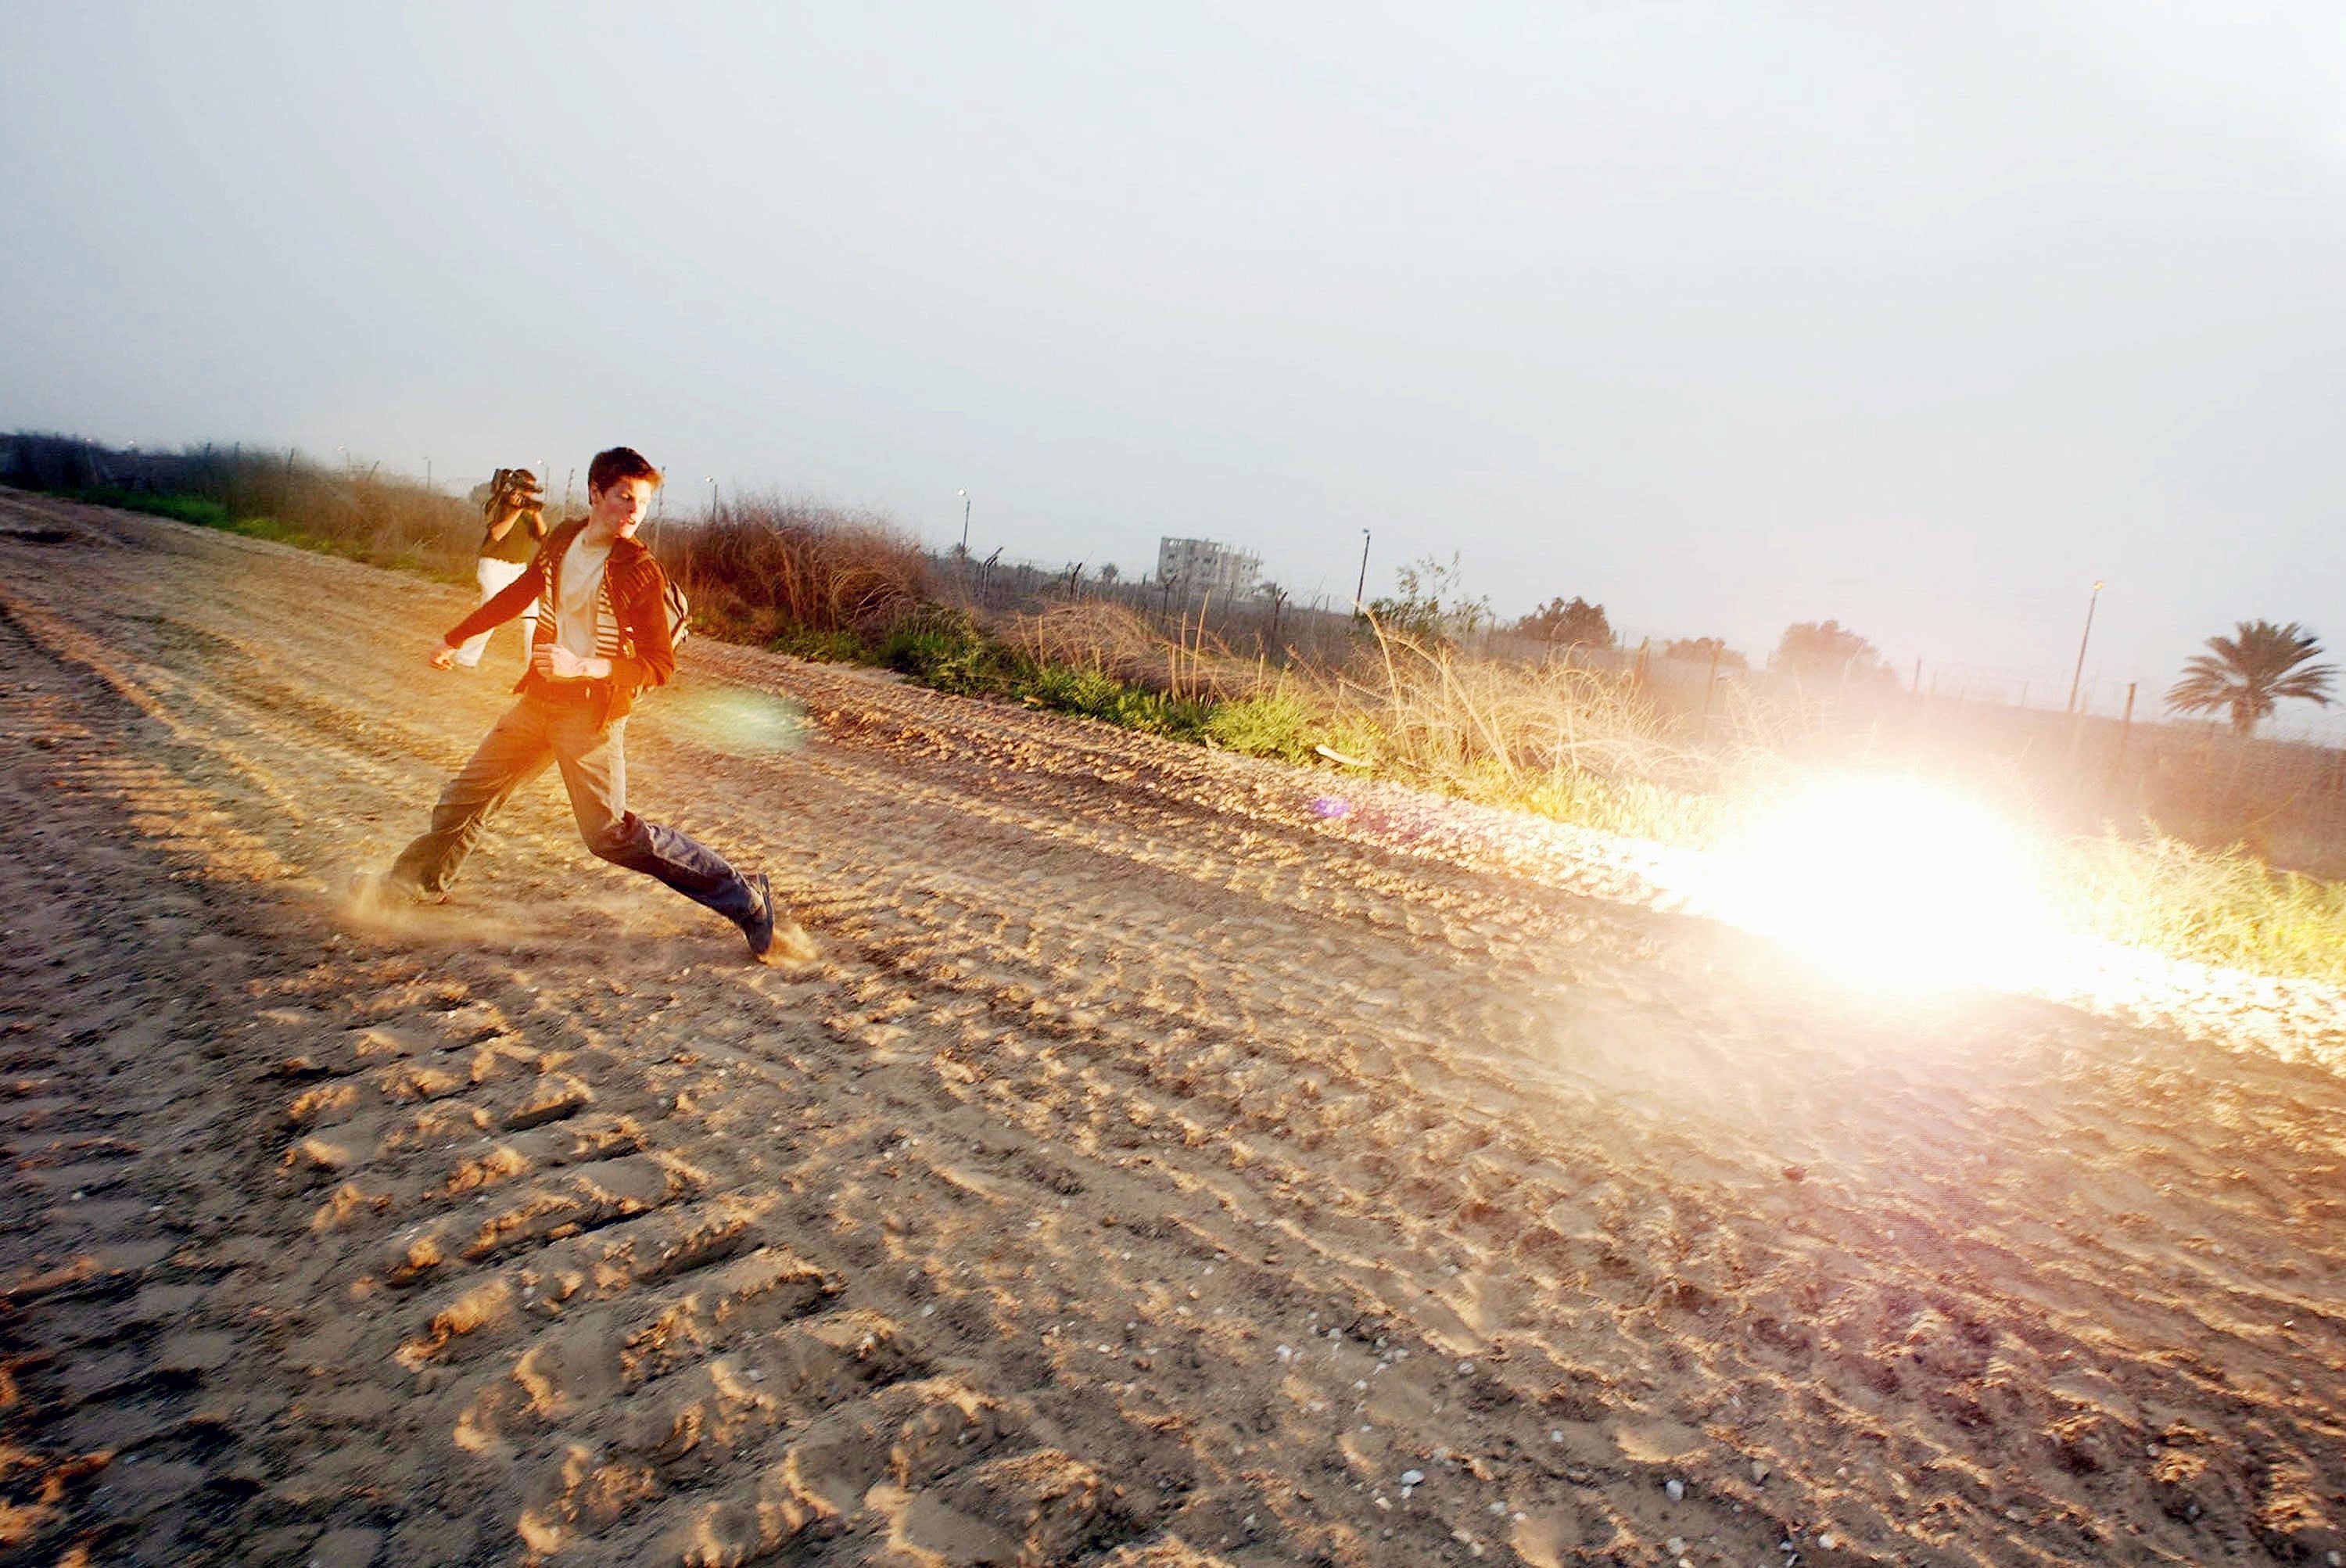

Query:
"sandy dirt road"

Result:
[[1, 488, 2341, 1568]]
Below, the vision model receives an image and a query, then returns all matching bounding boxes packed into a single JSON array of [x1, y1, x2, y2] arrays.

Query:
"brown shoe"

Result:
[[742, 874, 819, 965]]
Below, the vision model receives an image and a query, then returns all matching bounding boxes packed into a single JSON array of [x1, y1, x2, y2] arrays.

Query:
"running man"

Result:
[[372, 446, 812, 963]]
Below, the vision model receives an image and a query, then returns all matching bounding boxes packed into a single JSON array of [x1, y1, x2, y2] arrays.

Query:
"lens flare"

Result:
[[1716, 776, 2054, 988], [662, 687, 811, 757]]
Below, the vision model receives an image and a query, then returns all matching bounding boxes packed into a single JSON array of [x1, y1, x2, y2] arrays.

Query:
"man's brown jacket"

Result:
[[442, 519, 676, 721]]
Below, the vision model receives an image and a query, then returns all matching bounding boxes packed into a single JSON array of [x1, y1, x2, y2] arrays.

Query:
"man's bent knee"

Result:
[[583, 813, 647, 864]]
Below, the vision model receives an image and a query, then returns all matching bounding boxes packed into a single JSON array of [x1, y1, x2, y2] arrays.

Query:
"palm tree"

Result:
[[2165, 619, 2337, 737]]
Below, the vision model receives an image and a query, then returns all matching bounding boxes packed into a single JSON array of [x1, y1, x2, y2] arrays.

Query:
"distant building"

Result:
[[1155, 536, 1261, 598]]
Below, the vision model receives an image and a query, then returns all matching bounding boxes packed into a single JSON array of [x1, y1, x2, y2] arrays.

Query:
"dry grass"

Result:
[[676, 494, 931, 641], [1284, 621, 1735, 841], [1004, 601, 1280, 703], [994, 606, 1748, 841], [1004, 603, 1170, 683], [2, 438, 482, 580], [213, 457, 479, 576], [2051, 831, 2346, 982], [1002, 607, 1741, 841]]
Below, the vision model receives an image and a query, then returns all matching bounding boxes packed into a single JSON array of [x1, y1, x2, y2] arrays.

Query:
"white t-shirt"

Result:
[[554, 534, 613, 665]]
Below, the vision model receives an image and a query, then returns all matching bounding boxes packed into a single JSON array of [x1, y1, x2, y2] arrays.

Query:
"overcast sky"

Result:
[[5, 2, 2343, 726]]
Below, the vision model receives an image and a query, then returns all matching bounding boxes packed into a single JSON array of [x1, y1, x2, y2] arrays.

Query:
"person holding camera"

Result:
[[450, 466, 546, 669]]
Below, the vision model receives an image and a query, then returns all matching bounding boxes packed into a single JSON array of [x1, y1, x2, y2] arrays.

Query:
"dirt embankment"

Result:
[[1, 487, 2342, 1568]]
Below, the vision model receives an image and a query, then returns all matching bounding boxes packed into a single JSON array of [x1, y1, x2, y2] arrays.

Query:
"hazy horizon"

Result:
[[5, 3, 2343, 734]]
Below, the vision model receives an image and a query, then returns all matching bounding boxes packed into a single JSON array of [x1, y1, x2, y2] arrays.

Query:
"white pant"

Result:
[[452, 556, 537, 668]]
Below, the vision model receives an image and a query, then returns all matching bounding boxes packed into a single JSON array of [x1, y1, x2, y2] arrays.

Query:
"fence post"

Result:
[[2107, 681, 2137, 806], [1699, 645, 1720, 743]]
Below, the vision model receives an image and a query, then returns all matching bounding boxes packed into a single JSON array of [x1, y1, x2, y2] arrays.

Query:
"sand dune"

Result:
[[2, 488, 2341, 1567]]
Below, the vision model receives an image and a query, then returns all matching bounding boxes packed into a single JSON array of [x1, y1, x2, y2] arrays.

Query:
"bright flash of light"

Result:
[[662, 687, 811, 757], [1715, 776, 2057, 989]]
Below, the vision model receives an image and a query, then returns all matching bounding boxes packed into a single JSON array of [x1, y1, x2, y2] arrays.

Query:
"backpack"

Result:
[[658, 575, 691, 653]]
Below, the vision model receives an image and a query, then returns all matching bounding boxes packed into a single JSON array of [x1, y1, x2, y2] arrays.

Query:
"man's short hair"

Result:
[[587, 447, 662, 493]]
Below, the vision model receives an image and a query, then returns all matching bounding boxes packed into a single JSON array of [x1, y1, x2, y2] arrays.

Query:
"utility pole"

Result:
[[957, 489, 970, 554], [2066, 580, 2104, 714]]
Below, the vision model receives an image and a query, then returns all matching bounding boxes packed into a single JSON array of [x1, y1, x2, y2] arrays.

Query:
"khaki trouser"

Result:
[[388, 688, 758, 925]]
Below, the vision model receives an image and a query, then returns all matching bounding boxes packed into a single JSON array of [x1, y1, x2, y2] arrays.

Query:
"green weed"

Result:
[[769, 626, 872, 663], [1202, 691, 1321, 762], [882, 608, 1020, 696]]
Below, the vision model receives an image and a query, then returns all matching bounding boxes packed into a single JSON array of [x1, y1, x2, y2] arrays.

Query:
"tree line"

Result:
[[1372, 554, 2336, 736]]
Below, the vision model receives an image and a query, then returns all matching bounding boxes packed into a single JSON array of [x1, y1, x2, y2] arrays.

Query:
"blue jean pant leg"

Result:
[[550, 712, 760, 926], [389, 697, 558, 895]]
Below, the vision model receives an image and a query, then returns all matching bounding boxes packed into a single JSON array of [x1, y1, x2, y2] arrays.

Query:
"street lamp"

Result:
[[957, 489, 970, 554], [2065, 580, 2105, 715], [1354, 528, 1372, 617]]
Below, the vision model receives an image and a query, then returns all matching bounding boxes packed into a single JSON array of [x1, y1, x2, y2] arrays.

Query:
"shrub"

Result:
[[1203, 691, 1321, 761], [1365, 552, 1494, 646], [1027, 664, 1126, 719], [2, 432, 105, 490], [676, 494, 929, 637], [881, 605, 1020, 696], [1104, 687, 1214, 741], [769, 626, 871, 663]]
